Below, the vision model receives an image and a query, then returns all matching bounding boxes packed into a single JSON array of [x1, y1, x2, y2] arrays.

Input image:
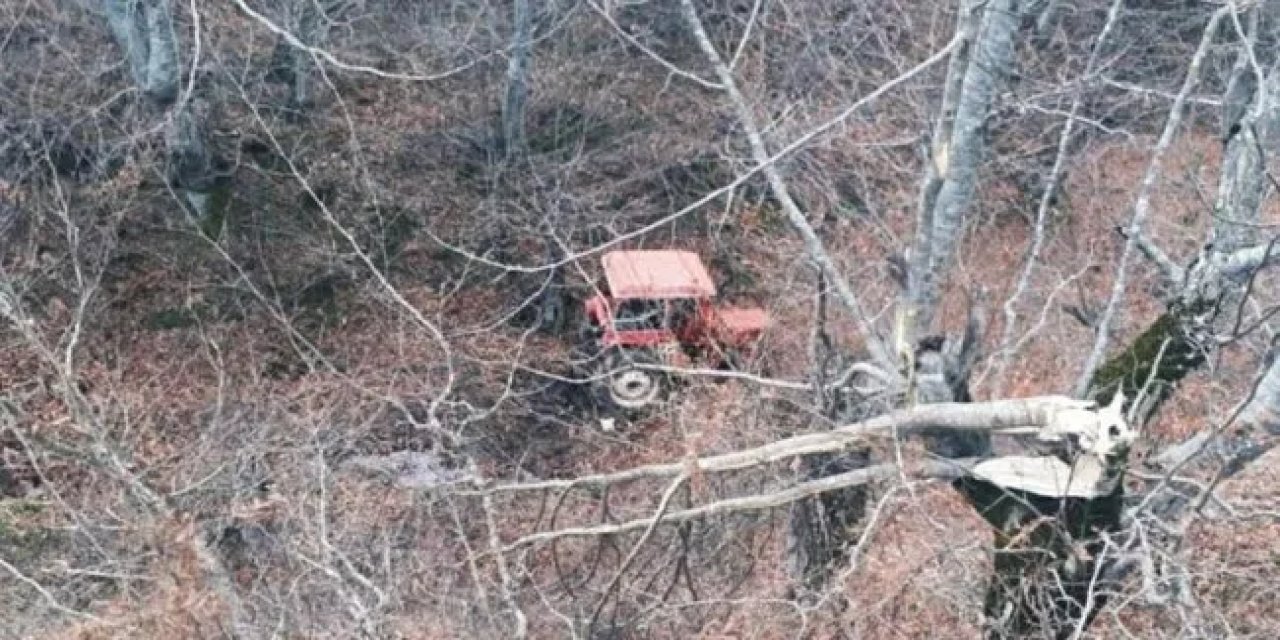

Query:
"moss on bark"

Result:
[[1088, 305, 1208, 414]]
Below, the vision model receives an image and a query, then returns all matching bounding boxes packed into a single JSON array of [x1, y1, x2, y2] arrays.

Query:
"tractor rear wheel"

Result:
[[602, 351, 663, 410]]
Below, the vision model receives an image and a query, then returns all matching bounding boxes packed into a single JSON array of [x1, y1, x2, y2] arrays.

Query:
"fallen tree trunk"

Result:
[[488, 394, 1102, 495]]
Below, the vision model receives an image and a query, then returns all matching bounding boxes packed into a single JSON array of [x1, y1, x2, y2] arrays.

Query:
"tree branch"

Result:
[[1129, 229, 1186, 285], [678, 0, 902, 371], [1219, 237, 1280, 279], [1074, 8, 1229, 396], [908, 0, 1022, 334], [229, 0, 495, 82], [485, 395, 1099, 494], [501, 460, 972, 551]]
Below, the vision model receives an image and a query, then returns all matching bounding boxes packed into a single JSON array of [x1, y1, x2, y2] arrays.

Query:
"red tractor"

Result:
[[578, 250, 769, 409]]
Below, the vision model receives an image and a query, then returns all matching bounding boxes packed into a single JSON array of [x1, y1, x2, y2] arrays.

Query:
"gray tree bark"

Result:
[[906, 0, 1023, 337], [102, 0, 227, 227], [503, 0, 532, 157], [1239, 350, 1280, 439], [267, 0, 339, 113], [1214, 5, 1280, 252], [988, 13, 1280, 637], [103, 0, 179, 104]]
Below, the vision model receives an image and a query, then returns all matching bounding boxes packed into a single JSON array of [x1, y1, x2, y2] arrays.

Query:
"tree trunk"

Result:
[[968, 17, 1280, 634], [265, 1, 330, 113], [962, 334, 1179, 639], [102, 0, 227, 229], [785, 270, 877, 595], [956, 475, 1125, 639], [503, 0, 532, 157], [284, 1, 330, 112], [906, 0, 1023, 336], [103, 0, 178, 104], [167, 104, 229, 228], [785, 448, 872, 596], [1215, 11, 1280, 252], [1240, 352, 1280, 437]]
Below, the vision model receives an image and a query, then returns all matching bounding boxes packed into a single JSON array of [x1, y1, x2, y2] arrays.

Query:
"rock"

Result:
[[342, 451, 472, 489]]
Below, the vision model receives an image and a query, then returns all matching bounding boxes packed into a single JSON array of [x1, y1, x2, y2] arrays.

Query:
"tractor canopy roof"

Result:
[[602, 250, 717, 300]]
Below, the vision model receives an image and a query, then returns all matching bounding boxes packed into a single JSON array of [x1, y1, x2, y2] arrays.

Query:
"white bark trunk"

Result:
[[103, 0, 178, 104], [1239, 352, 1280, 436], [907, 0, 1022, 336], [503, 0, 532, 156], [1214, 58, 1280, 251], [103, 0, 225, 223]]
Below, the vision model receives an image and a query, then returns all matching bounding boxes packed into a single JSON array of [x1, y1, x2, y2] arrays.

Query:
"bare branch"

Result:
[[1075, 8, 1229, 396], [995, 0, 1127, 392], [678, 0, 904, 370], [230, 0, 494, 82], [486, 395, 1099, 494], [585, 0, 723, 90], [1100, 77, 1223, 107], [0, 553, 101, 622], [501, 461, 971, 551], [1129, 229, 1186, 285]]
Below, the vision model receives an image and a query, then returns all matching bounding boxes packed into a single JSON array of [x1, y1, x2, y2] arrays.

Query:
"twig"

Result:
[[417, 36, 960, 287], [585, 0, 722, 89], [0, 553, 101, 622], [502, 462, 974, 551], [586, 474, 687, 632], [995, 0, 1127, 393], [230, 0, 494, 82], [239, 73, 458, 432]]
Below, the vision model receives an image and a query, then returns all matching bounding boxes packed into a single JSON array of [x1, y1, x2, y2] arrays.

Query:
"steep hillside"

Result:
[[2, 1, 1278, 638]]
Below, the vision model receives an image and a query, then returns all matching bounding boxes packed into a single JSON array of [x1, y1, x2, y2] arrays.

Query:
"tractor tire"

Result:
[[600, 351, 664, 411], [536, 288, 567, 334], [570, 318, 603, 369]]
